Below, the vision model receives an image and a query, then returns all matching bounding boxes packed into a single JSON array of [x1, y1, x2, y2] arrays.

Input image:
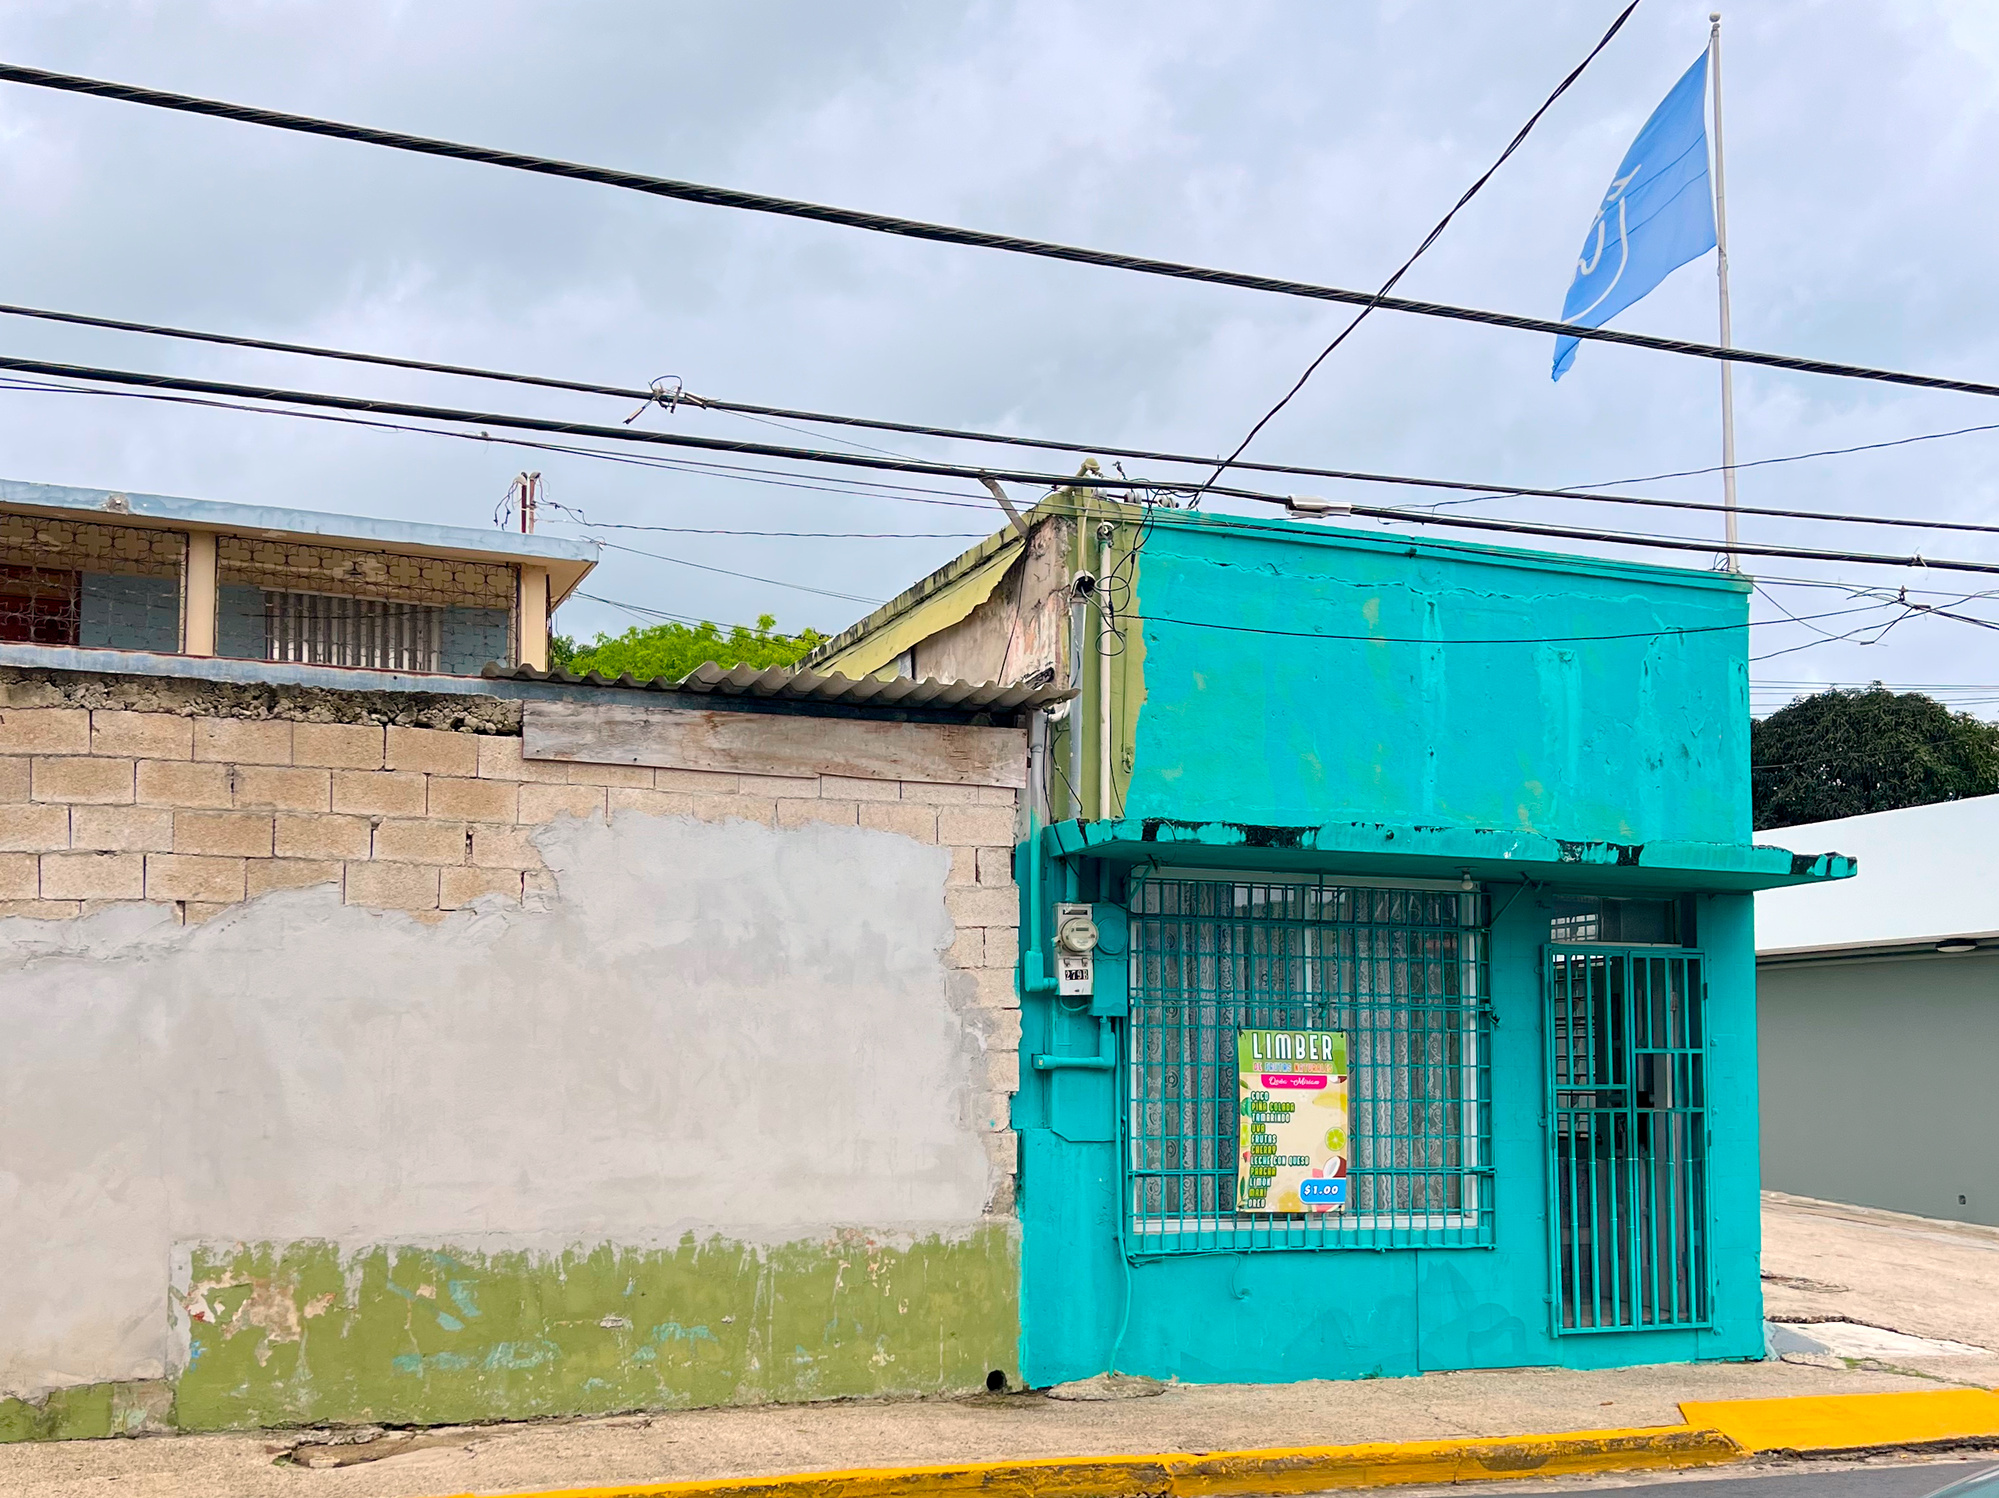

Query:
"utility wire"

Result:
[[1201, 0, 1641, 496], [0, 371, 1008, 511], [0, 299, 648, 402], [1135, 598, 1893, 646], [10, 350, 1999, 577], [1568, 421, 1999, 492], [590, 539, 880, 605], [550, 520, 985, 538], [11, 299, 1999, 540], [569, 592, 776, 634], [10, 60, 1999, 402]]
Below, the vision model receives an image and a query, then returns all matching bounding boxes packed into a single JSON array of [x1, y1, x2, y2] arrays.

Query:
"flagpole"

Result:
[[1710, 12, 1740, 571]]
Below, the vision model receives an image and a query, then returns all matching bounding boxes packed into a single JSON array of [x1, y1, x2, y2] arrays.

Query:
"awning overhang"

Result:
[[1044, 817, 1855, 894]]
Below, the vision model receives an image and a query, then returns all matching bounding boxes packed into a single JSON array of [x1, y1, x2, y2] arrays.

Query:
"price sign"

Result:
[[1235, 1028, 1349, 1213]]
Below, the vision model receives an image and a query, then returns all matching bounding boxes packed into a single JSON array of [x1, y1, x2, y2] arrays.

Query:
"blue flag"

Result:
[[1553, 51, 1717, 380]]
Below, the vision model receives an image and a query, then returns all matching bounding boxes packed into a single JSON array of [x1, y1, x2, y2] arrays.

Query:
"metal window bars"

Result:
[[265, 591, 443, 673], [0, 565, 81, 644], [1125, 877, 1493, 1252], [1546, 947, 1710, 1333]]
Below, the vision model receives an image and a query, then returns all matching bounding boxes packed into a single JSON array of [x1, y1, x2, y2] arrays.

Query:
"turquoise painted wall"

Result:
[[1121, 513, 1752, 846], [1017, 518, 1764, 1387], [1019, 886, 1763, 1385]]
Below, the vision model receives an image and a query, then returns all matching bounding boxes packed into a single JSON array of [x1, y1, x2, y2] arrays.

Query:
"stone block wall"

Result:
[[0, 666, 1028, 1431], [0, 684, 1021, 1198]]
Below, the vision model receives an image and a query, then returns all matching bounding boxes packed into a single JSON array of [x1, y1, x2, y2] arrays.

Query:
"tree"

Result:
[[547, 613, 827, 682], [1751, 686, 1999, 830]]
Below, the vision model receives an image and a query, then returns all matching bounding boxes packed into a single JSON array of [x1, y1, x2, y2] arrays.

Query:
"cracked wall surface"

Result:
[[0, 677, 1022, 1431]]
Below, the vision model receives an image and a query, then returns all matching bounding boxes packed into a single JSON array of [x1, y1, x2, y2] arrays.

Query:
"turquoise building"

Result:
[[810, 493, 1852, 1386]]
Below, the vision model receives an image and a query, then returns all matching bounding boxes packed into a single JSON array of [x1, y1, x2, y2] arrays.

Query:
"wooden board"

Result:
[[522, 700, 1026, 788]]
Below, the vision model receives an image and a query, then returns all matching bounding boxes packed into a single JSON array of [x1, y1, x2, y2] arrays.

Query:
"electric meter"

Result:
[[1055, 905, 1100, 955]]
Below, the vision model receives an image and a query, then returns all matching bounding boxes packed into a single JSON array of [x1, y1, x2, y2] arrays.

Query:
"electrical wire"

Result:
[[9, 352, 1999, 578], [1749, 605, 1914, 662], [1131, 598, 1894, 647], [540, 517, 985, 539], [11, 300, 1999, 541], [1565, 421, 1999, 493], [1201, 0, 1642, 497], [0, 372, 1015, 513], [588, 539, 880, 605], [9, 59, 1999, 402], [567, 592, 825, 643]]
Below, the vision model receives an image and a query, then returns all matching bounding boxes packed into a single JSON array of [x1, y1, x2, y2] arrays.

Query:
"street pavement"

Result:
[[1407, 1459, 1999, 1496]]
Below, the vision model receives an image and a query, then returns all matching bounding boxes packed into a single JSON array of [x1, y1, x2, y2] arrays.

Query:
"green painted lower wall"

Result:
[[0, 1379, 173, 1442], [3, 1225, 1018, 1440], [175, 1227, 1018, 1430]]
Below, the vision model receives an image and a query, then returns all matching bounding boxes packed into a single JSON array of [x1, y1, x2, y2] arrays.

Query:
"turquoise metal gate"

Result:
[[1546, 947, 1711, 1333]]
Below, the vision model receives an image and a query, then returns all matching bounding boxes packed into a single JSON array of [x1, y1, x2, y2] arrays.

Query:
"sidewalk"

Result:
[[4, 1194, 1996, 1498]]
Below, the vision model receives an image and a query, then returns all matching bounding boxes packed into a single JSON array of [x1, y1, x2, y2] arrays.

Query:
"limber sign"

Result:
[[1236, 1028, 1350, 1213]]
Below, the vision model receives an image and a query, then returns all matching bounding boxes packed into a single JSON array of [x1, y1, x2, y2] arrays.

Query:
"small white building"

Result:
[[1755, 794, 1999, 1226]]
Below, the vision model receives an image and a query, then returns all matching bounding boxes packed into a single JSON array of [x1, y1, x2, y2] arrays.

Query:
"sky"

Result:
[[0, 0, 1996, 718]]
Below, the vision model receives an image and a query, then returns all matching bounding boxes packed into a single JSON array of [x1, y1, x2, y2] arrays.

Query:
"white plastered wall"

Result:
[[0, 811, 996, 1396]]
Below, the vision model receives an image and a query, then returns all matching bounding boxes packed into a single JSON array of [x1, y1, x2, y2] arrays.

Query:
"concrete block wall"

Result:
[[0, 689, 1022, 1210], [0, 668, 1028, 1432]]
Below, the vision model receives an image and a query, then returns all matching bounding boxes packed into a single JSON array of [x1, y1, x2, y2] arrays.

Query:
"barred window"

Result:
[[215, 535, 515, 676], [0, 517, 184, 652], [265, 592, 444, 673], [1126, 876, 1492, 1252]]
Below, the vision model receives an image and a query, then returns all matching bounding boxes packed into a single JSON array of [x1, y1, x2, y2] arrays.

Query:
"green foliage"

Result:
[[549, 614, 826, 683], [1752, 686, 1999, 830]]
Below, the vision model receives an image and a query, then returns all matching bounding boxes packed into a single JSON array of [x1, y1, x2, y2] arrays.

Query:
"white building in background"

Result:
[[1755, 794, 1999, 1227]]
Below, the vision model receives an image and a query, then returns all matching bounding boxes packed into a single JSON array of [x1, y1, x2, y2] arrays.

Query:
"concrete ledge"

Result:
[[480, 1426, 1746, 1498]]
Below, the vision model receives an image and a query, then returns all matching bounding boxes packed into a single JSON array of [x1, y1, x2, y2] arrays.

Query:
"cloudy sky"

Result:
[[0, 1, 1995, 717]]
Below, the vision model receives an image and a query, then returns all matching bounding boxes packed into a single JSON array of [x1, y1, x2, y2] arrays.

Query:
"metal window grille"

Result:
[[1125, 877, 1493, 1252], [1546, 947, 1710, 1333], [0, 518, 185, 650], [266, 592, 443, 672], [0, 565, 80, 644]]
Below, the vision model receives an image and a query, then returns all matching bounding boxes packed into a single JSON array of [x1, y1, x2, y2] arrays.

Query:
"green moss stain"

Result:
[[0, 1380, 172, 1442], [175, 1226, 1018, 1430]]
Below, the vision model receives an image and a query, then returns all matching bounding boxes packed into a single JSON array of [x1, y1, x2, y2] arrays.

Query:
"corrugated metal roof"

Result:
[[488, 660, 1074, 715]]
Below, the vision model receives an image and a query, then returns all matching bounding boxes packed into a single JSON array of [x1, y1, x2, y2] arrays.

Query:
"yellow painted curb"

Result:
[[435, 1425, 1745, 1498], [1683, 1387, 1999, 1454]]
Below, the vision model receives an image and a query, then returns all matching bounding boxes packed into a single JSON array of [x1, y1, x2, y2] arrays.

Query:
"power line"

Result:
[[1755, 678, 1999, 689], [9, 61, 1999, 405], [0, 299, 647, 403], [11, 350, 1999, 577], [0, 371, 1009, 512], [566, 593, 826, 643], [1203, 0, 1641, 496], [550, 521, 986, 539], [568, 592, 762, 631], [0, 372, 1113, 536], [1567, 421, 1999, 493], [13, 299, 1999, 541], [1754, 573, 1999, 601], [1135, 598, 1895, 647], [589, 539, 880, 605]]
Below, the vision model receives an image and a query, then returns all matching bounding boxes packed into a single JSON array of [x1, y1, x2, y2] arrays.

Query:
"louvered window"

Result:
[[265, 592, 442, 672]]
